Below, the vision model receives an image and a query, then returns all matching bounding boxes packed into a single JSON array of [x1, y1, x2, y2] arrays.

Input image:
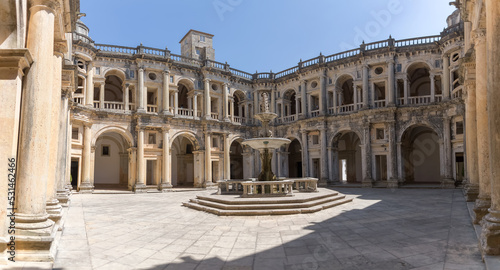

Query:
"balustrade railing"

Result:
[[325, 49, 360, 62], [170, 53, 203, 67], [374, 100, 386, 108], [328, 107, 336, 115], [93, 101, 99, 109], [230, 68, 253, 80], [177, 108, 193, 116], [128, 104, 136, 111], [395, 36, 440, 47], [310, 110, 320, 117], [147, 104, 158, 113], [365, 40, 389, 51], [211, 112, 219, 119], [407, 95, 431, 105], [103, 101, 124, 110], [301, 57, 320, 68], [207, 60, 226, 70], [452, 87, 463, 99], [435, 95, 443, 102], [282, 115, 296, 123], [275, 66, 299, 79], [73, 96, 84, 104], [233, 116, 243, 123], [73, 33, 95, 45], [95, 44, 137, 54], [338, 104, 355, 113]]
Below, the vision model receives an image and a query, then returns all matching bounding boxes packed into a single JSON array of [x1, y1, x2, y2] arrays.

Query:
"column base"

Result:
[[136, 109, 147, 113], [56, 188, 71, 207], [441, 178, 455, 189], [362, 178, 373, 188], [387, 178, 399, 189], [134, 183, 148, 193], [474, 196, 492, 224], [223, 117, 231, 122], [159, 183, 173, 192], [14, 213, 57, 262], [79, 182, 94, 194], [464, 182, 480, 202], [162, 110, 173, 116], [65, 184, 73, 191], [203, 116, 212, 121], [46, 199, 62, 225], [481, 209, 500, 255], [204, 182, 218, 190]]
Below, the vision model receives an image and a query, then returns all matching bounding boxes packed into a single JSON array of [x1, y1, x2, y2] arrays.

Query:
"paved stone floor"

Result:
[[4, 188, 485, 270]]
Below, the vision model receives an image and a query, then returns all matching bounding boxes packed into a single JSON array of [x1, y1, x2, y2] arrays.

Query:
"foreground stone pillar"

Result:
[[14, 1, 57, 260], [223, 134, 230, 179], [65, 116, 72, 191], [472, 29, 491, 223], [465, 80, 479, 201], [46, 50, 63, 225], [319, 127, 328, 186], [134, 127, 147, 192], [80, 123, 94, 193], [481, 0, 500, 254], [160, 128, 172, 191]]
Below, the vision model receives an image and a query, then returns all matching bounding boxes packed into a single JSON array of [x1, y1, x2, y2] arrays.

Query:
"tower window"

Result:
[[200, 36, 206, 42]]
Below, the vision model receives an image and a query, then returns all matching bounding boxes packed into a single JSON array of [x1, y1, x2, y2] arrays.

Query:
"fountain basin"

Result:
[[241, 138, 291, 150]]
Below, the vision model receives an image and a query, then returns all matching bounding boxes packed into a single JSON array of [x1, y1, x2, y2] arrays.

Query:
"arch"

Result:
[[334, 74, 355, 88], [103, 68, 127, 82], [171, 132, 198, 186], [229, 140, 244, 179], [229, 136, 245, 146], [282, 89, 297, 116], [329, 128, 363, 148], [397, 120, 442, 143], [104, 75, 124, 102], [334, 74, 355, 105], [93, 129, 130, 188], [177, 83, 189, 109], [400, 124, 441, 183], [287, 138, 303, 178], [233, 90, 246, 100], [176, 77, 196, 91], [92, 126, 134, 148], [404, 61, 432, 74], [170, 131, 201, 150], [331, 130, 362, 183]]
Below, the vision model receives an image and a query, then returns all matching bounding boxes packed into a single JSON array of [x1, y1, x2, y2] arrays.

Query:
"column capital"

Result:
[[161, 126, 170, 133], [29, 0, 60, 13], [163, 69, 170, 75], [386, 59, 395, 65], [471, 28, 487, 45], [82, 122, 92, 128], [138, 67, 144, 71], [136, 126, 145, 132], [203, 78, 211, 83], [54, 40, 67, 56]]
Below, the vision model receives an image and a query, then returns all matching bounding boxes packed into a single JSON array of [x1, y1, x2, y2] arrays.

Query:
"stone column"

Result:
[[223, 83, 230, 121], [193, 94, 198, 118], [162, 70, 171, 115], [387, 60, 395, 106], [271, 88, 276, 113], [174, 90, 178, 115], [56, 90, 71, 206], [204, 78, 211, 119], [253, 91, 259, 118], [442, 116, 455, 188], [387, 121, 399, 188], [124, 83, 129, 111], [85, 63, 94, 107], [331, 147, 340, 182], [127, 148, 137, 190], [160, 128, 172, 191], [319, 127, 328, 186], [472, 29, 491, 223], [361, 123, 373, 187], [295, 96, 300, 117], [301, 130, 309, 177], [442, 54, 450, 100], [362, 65, 369, 109], [46, 50, 63, 225], [230, 99, 235, 122], [65, 115, 72, 191], [319, 73, 327, 115], [137, 67, 145, 112], [353, 83, 358, 110], [223, 134, 230, 179], [464, 77, 480, 200], [404, 77, 409, 105], [301, 80, 307, 118], [204, 131, 215, 187], [332, 89, 338, 114], [481, 0, 500, 254], [15, 1, 57, 247], [80, 123, 94, 193], [99, 82, 105, 109], [430, 74, 436, 102], [135, 127, 147, 192]]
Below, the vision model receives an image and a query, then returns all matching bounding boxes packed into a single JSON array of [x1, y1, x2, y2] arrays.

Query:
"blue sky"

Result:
[[80, 0, 456, 73]]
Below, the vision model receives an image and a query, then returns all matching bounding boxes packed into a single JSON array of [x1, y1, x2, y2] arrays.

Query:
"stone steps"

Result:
[[182, 190, 353, 216]]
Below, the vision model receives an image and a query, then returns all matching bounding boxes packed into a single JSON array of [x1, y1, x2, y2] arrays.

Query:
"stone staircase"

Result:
[[183, 189, 353, 216]]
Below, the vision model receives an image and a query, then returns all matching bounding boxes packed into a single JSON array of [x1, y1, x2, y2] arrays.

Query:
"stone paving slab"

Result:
[[2, 188, 486, 270]]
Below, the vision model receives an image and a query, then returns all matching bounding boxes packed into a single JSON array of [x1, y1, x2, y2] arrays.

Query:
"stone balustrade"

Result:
[[241, 180, 294, 197], [289, 178, 318, 192]]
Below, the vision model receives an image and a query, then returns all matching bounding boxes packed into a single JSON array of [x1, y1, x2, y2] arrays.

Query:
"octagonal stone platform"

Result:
[[183, 188, 353, 216]]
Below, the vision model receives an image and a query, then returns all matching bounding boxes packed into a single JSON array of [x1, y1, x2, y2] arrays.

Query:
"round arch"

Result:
[[404, 61, 432, 74], [92, 126, 134, 148], [329, 128, 363, 147], [397, 120, 442, 143], [103, 68, 127, 82], [170, 131, 201, 150], [334, 74, 355, 88], [176, 78, 196, 91]]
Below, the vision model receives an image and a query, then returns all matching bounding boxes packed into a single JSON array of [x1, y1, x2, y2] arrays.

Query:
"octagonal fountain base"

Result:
[[183, 188, 353, 216]]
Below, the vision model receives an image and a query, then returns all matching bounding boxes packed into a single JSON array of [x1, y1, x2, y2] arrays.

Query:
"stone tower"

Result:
[[179, 29, 215, 60]]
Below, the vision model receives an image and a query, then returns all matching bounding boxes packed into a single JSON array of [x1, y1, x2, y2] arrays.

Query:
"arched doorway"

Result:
[[333, 131, 362, 183], [171, 135, 195, 186], [288, 139, 302, 177], [94, 131, 130, 189], [178, 84, 189, 109], [230, 140, 244, 179], [401, 125, 441, 183]]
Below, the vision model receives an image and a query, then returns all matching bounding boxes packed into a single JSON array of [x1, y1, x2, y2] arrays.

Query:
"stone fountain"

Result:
[[241, 92, 290, 182]]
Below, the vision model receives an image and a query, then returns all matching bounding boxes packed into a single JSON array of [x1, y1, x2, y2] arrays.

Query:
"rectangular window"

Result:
[[129, 70, 135, 79], [435, 60, 441, 68], [102, 145, 110, 157], [72, 128, 79, 140], [396, 64, 402, 73], [148, 133, 156, 144], [456, 121, 464, 135], [376, 128, 385, 140], [200, 36, 206, 42], [312, 135, 319, 145], [95, 67, 100, 75], [212, 137, 219, 148], [196, 49, 201, 55], [170, 76, 174, 83]]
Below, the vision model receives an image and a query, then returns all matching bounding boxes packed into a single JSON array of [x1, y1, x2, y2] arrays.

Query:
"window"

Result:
[[170, 76, 174, 83], [312, 135, 319, 145], [72, 128, 79, 140], [129, 70, 135, 79], [212, 137, 219, 148], [376, 128, 385, 140], [375, 67, 384, 75], [456, 121, 464, 135], [311, 81, 318, 88], [435, 60, 441, 68], [102, 145, 110, 157], [186, 144, 193, 154], [200, 35, 206, 42], [196, 49, 201, 55], [95, 67, 100, 75], [396, 64, 402, 72], [185, 40, 188, 45], [148, 73, 157, 80], [148, 133, 156, 144]]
